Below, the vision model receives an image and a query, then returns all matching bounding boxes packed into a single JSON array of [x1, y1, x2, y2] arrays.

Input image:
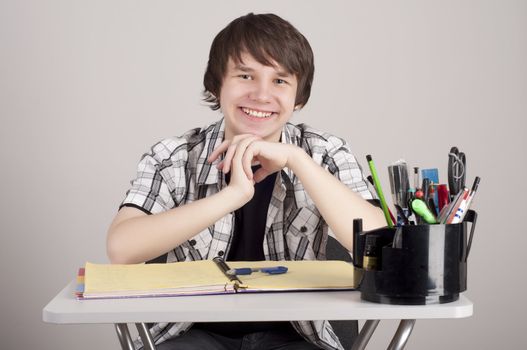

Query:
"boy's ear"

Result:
[[294, 105, 302, 111]]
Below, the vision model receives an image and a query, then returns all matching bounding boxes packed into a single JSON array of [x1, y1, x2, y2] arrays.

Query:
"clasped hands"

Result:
[[207, 134, 297, 201]]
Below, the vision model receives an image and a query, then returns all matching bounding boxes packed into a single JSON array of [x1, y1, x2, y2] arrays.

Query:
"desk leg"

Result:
[[136, 323, 157, 350], [351, 319, 380, 350], [386, 319, 416, 350], [115, 323, 135, 350]]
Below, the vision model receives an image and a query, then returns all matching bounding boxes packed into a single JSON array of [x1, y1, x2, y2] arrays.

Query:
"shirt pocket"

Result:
[[286, 206, 322, 260]]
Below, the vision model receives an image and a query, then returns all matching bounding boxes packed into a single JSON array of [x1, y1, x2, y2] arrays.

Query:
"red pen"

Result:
[[388, 208, 396, 226], [437, 184, 450, 212]]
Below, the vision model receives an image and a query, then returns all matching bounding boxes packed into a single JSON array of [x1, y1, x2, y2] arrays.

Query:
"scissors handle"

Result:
[[448, 147, 465, 198], [459, 152, 466, 189]]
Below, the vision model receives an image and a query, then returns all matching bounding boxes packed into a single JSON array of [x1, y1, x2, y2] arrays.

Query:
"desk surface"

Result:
[[43, 280, 473, 324]]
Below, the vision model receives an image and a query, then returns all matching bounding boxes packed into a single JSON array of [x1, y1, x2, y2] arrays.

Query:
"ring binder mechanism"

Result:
[[213, 257, 244, 283]]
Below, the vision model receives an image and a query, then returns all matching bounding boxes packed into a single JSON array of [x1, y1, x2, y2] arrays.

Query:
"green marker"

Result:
[[366, 155, 393, 228], [411, 199, 438, 224]]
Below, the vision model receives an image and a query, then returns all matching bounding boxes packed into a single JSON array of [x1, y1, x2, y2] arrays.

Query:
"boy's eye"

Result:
[[239, 74, 252, 80], [275, 78, 287, 85]]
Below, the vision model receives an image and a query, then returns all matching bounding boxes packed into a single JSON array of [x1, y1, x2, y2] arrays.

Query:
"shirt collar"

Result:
[[196, 118, 226, 186]]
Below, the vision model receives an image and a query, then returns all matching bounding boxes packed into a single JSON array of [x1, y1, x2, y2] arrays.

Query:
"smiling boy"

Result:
[[107, 13, 384, 350]]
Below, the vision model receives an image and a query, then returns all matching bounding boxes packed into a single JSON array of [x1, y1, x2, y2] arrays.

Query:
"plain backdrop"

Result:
[[1, 0, 526, 349]]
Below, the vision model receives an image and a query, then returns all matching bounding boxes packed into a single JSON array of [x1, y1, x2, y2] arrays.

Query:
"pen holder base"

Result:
[[361, 292, 459, 305], [352, 210, 477, 305]]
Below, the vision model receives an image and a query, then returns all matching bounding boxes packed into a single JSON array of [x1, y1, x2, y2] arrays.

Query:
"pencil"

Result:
[[366, 155, 394, 228]]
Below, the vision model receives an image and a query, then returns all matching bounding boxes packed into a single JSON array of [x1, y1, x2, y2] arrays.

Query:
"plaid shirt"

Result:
[[122, 118, 373, 350]]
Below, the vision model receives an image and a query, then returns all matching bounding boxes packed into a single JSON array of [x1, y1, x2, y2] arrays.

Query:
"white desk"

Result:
[[43, 281, 473, 350]]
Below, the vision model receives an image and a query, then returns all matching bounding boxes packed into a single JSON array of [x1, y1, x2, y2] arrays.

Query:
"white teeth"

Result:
[[242, 107, 273, 118]]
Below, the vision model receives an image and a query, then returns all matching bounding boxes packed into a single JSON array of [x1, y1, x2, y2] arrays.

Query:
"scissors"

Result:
[[448, 147, 466, 199]]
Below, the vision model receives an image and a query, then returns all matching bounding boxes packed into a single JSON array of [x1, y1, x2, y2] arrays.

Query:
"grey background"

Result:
[[1, 0, 525, 349]]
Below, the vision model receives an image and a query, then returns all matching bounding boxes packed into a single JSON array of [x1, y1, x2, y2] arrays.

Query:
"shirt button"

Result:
[[218, 250, 225, 257], [300, 226, 308, 233], [189, 239, 196, 246]]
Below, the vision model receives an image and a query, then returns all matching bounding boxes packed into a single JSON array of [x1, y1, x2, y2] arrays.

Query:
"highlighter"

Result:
[[411, 199, 438, 224]]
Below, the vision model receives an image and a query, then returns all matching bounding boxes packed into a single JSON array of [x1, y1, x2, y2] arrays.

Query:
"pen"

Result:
[[438, 190, 464, 223], [388, 161, 410, 225], [394, 204, 410, 225], [446, 188, 469, 224], [450, 190, 470, 224], [428, 197, 438, 217], [437, 184, 450, 212], [226, 266, 288, 275], [451, 177, 480, 224], [422, 178, 431, 203], [366, 155, 394, 228], [464, 176, 480, 210], [413, 167, 420, 190], [388, 161, 410, 209], [407, 188, 416, 224]]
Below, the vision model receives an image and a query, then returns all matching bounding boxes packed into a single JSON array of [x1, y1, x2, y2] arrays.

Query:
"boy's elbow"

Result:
[[107, 248, 126, 264], [374, 208, 387, 227], [362, 207, 387, 231], [106, 231, 132, 264]]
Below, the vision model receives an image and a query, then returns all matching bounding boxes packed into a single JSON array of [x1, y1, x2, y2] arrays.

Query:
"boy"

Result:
[[107, 13, 385, 350]]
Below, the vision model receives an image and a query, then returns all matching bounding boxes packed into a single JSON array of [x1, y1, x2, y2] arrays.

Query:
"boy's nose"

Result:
[[249, 81, 272, 103]]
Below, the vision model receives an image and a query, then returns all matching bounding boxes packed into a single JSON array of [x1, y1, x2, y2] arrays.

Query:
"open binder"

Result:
[[76, 258, 356, 299]]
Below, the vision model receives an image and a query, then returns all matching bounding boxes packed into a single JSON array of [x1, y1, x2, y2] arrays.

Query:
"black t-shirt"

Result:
[[227, 166, 276, 261], [194, 166, 294, 337]]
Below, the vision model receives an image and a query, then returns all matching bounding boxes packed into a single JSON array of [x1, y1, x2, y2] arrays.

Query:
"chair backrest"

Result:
[[146, 253, 167, 264], [326, 235, 359, 350]]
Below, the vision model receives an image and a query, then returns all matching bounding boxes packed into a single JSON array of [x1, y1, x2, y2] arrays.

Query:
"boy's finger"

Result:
[[222, 143, 239, 174], [209, 134, 257, 163], [242, 142, 262, 179], [208, 140, 230, 162], [233, 137, 260, 179], [242, 148, 254, 179]]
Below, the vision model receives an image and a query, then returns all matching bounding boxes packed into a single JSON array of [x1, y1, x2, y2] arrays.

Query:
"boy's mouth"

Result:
[[241, 107, 276, 119]]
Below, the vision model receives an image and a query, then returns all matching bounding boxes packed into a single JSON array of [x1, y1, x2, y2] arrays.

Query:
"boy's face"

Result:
[[220, 52, 298, 142]]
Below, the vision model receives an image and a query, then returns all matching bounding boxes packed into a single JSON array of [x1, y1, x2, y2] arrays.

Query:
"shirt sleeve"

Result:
[[120, 140, 183, 215], [321, 135, 375, 201]]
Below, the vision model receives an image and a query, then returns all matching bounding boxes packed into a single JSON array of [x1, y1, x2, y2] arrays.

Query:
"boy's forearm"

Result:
[[107, 187, 246, 264], [286, 147, 385, 251]]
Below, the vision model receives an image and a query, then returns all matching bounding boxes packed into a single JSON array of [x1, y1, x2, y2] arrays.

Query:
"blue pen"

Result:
[[226, 266, 288, 276]]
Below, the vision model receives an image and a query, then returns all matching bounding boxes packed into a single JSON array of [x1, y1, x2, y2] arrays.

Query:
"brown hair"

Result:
[[203, 13, 315, 110]]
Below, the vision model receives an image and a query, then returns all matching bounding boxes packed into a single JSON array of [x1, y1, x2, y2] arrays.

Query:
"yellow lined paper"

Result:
[[81, 260, 355, 299]]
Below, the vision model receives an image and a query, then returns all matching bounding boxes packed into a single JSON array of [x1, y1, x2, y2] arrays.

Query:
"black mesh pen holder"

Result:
[[352, 210, 477, 305]]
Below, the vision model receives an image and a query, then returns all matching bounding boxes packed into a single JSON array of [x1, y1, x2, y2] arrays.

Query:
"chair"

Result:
[[326, 235, 359, 350]]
